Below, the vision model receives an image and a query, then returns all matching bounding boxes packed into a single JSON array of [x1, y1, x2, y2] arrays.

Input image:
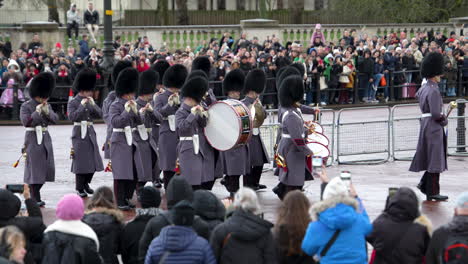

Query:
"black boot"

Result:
[[84, 184, 94, 195], [426, 194, 448, 201]]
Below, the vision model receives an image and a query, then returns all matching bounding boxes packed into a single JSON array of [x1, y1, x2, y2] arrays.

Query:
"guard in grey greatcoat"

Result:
[[136, 69, 162, 188], [102, 60, 132, 160], [274, 75, 313, 200], [154, 64, 188, 188], [410, 52, 448, 201], [108, 67, 141, 210], [20, 72, 58, 206], [192, 56, 217, 106], [67, 68, 104, 198], [220, 69, 250, 196], [176, 76, 213, 189], [150, 60, 171, 145], [242, 69, 269, 190]]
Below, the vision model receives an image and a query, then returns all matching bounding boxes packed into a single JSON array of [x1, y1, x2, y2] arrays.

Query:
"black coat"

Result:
[[193, 190, 226, 232], [138, 177, 210, 262], [121, 214, 153, 264], [0, 191, 45, 264], [42, 231, 102, 264], [210, 209, 277, 264], [367, 187, 431, 264], [82, 208, 124, 264], [426, 215, 468, 264]]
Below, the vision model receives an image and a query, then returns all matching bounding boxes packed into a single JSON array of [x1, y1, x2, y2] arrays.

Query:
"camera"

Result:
[[6, 184, 24, 194], [340, 171, 351, 188]]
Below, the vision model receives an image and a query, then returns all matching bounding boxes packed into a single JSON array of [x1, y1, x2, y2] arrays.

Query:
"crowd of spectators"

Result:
[[1, 171, 468, 264], [0, 24, 467, 116]]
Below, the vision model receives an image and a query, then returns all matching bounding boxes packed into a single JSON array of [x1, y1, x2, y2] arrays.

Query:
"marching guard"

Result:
[[136, 69, 162, 188], [67, 68, 104, 197], [108, 67, 141, 210], [20, 72, 58, 206], [242, 69, 268, 190], [150, 60, 171, 145], [220, 69, 250, 197], [191, 56, 217, 106], [102, 60, 132, 160], [176, 76, 215, 190], [274, 75, 313, 200], [410, 52, 449, 201], [154, 64, 188, 188]]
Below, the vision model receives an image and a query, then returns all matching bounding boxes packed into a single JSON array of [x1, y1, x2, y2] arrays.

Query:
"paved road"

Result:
[[1, 105, 467, 229]]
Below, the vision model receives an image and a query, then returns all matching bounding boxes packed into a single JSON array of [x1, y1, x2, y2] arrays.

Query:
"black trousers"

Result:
[[244, 166, 263, 187], [274, 182, 302, 200], [224, 175, 240, 194], [163, 171, 175, 189], [114, 180, 138, 206], [29, 184, 43, 202], [66, 22, 79, 38], [419, 171, 440, 196], [75, 173, 94, 191], [192, 180, 215, 191]]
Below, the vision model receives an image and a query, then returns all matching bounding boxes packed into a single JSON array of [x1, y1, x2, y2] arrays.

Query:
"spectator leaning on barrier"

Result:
[[0, 187, 45, 264], [84, 2, 99, 44], [367, 187, 432, 264], [426, 192, 468, 264]]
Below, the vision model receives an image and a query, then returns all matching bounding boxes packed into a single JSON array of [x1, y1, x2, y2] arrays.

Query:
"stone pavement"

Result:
[[1, 107, 467, 228]]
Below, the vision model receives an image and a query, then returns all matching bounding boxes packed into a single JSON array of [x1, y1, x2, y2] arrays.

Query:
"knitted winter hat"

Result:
[[322, 177, 349, 201], [56, 194, 84, 220], [137, 186, 161, 209]]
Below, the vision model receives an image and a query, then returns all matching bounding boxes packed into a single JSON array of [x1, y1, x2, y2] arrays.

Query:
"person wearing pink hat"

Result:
[[310, 24, 326, 47], [42, 194, 101, 263]]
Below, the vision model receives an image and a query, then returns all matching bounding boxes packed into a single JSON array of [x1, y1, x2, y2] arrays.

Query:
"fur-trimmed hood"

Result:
[[85, 207, 125, 223], [414, 214, 433, 236], [310, 195, 359, 229]]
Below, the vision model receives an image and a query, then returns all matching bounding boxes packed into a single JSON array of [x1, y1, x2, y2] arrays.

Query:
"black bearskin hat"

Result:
[[180, 76, 208, 103], [73, 68, 96, 92], [291, 63, 305, 77], [223, 69, 245, 95], [163, 64, 188, 89], [191, 56, 211, 77], [112, 60, 133, 85], [279, 75, 304, 107], [421, 52, 444, 78], [243, 68, 266, 94], [115, 67, 139, 97], [276, 66, 300, 88], [138, 70, 159, 96], [29, 72, 55, 99], [151, 60, 171, 85], [188, 69, 208, 80]]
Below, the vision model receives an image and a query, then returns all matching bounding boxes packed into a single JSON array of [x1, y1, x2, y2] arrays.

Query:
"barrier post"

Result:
[[11, 84, 19, 120], [315, 73, 321, 105], [456, 100, 466, 153], [353, 73, 359, 104], [457, 68, 463, 97], [389, 70, 395, 101]]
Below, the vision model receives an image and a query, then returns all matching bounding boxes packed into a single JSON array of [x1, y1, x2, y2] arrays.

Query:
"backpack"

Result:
[[443, 235, 468, 264]]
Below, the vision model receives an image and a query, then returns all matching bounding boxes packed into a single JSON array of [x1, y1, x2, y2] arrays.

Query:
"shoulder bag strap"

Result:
[[320, 229, 341, 257]]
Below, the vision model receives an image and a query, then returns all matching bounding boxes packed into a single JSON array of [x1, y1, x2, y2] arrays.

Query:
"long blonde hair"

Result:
[[0, 226, 25, 260]]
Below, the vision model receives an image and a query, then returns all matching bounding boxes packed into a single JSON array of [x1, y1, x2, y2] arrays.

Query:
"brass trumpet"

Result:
[[250, 99, 266, 128], [446, 101, 457, 117]]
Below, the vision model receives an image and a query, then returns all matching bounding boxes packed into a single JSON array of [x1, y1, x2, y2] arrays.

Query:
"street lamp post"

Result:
[[100, 0, 115, 72]]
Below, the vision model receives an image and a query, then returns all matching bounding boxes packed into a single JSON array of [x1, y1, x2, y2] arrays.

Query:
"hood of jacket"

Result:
[[7, 60, 20, 72], [310, 195, 359, 230], [384, 187, 419, 222], [224, 209, 273, 241], [159, 225, 198, 252], [447, 215, 468, 236], [82, 207, 124, 235], [0, 189, 21, 220], [166, 176, 194, 209], [193, 190, 226, 221]]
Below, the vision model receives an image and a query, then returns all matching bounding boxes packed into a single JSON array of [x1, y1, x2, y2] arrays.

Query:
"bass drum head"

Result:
[[308, 122, 324, 134], [204, 102, 240, 151], [307, 142, 330, 158], [307, 132, 329, 146]]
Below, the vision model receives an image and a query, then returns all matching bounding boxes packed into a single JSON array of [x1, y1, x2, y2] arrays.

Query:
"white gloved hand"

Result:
[[130, 102, 138, 114], [81, 98, 88, 105], [36, 104, 42, 113], [191, 106, 199, 115], [139, 107, 146, 115], [42, 104, 50, 115], [153, 92, 160, 102], [146, 103, 153, 112], [124, 101, 132, 112], [201, 109, 209, 118], [173, 94, 180, 106], [88, 97, 95, 106]]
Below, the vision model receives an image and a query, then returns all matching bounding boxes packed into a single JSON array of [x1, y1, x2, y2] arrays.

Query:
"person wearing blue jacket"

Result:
[[144, 200, 216, 264], [301, 177, 372, 264]]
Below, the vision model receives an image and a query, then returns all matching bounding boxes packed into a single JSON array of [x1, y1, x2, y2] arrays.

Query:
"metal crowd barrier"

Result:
[[391, 104, 420, 161], [447, 99, 468, 156], [337, 106, 391, 164]]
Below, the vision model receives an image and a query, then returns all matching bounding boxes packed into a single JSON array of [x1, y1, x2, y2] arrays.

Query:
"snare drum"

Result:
[[306, 121, 324, 134], [307, 142, 330, 158], [307, 132, 329, 146], [204, 99, 252, 151]]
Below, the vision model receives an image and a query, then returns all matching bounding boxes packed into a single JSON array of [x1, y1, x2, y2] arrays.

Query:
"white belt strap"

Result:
[[282, 134, 291, 138], [180, 136, 199, 154], [253, 127, 260, 136], [113, 128, 125, 132], [421, 113, 432, 118], [137, 124, 148, 141], [179, 137, 193, 141], [74, 121, 93, 139], [73, 122, 93, 126], [168, 115, 176, 131], [112, 127, 132, 145], [26, 126, 47, 145]]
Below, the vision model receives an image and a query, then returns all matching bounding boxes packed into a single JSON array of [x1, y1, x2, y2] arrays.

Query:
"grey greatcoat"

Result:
[[410, 80, 448, 173], [109, 97, 152, 182], [67, 95, 104, 174], [20, 99, 58, 184], [154, 89, 179, 171], [149, 99, 162, 145], [175, 103, 215, 185], [136, 98, 160, 180], [241, 96, 269, 166], [102, 91, 116, 159], [220, 97, 250, 176], [277, 107, 313, 186]]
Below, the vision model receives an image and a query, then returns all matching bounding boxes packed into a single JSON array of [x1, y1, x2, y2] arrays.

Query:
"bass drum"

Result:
[[204, 99, 252, 151]]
